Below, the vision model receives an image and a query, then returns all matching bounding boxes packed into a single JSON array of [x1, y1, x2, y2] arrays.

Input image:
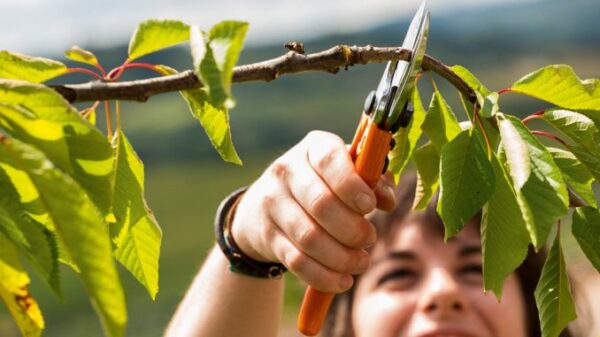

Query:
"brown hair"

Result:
[[322, 172, 574, 337]]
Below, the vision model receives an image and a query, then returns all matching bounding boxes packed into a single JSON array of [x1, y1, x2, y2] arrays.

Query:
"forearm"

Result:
[[164, 245, 284, 337]]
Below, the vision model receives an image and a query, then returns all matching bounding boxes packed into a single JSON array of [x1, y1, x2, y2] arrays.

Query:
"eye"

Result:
[[459, 264, 483, 284], [459, 264, 483, 275], [377, 268, 418, 288]]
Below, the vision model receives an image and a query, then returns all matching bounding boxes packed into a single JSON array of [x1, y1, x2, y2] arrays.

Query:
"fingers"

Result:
[[305, 131, 376, 215], [276, 152, 377, 250], [269, 227, 355, 293], [374, 171, 396, 211], [267, 192, 370, 276]]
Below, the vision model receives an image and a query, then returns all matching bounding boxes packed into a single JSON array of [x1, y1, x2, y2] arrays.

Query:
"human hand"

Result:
[[231, 130, 396, 293]]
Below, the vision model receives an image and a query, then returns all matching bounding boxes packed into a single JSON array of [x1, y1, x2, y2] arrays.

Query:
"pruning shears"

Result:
[[297, 2, 430, 335]]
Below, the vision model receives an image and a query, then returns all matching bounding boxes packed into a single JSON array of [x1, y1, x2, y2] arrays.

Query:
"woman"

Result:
[[164, 130, 563, 337]]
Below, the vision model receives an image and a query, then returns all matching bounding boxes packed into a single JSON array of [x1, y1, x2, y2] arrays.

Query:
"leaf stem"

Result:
[[473, 105, 493, 159], [107, 62, 163, 81], [498, 88, 513, 95], [66, 67, 102, 80], [531, 130, 568, 147], [104, 101, 113, 138], [115, 100, 121, 132], [94, 64, 107, 78], [107, 60, 131, 81], [522, 110, 545, 124]]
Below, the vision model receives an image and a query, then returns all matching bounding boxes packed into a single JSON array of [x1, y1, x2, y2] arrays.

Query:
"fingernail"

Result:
[[355, 192, 375, 213], [386, 184, 396, 204], [340, 275, 354, 290]]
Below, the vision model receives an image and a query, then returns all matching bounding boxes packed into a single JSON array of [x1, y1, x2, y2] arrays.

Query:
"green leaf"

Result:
[[497, 114, 569, 250], [207, 21, 249, 95], [389, 86, 425, 180], [413, 142, 440, 210], [0, 138, 126, 337], [0, 80, 115, 216], [568, 144, 600, 183], [0, 232, 45, 337], [0, 51, 66, 83], [64, 46, 99, 67], [181, 90, 241, 164], [450, 65, 491, 106], [190, 25, 229, 108], [0, 167, 61, 295], [155, 63, 242, 165], [512, 65, 600, 111], [437, 129, 495, 239], [480, 92, 499, 118], [480, 154, 529, 298], [534, 232, 577, 337], [128, 19, 190, 61], [572, 207, 600, 273], [111, 131, 161, 299], [421, 84, 462, 153], [542, 108, 600, 150], [497, 113, 531, 188], [548, 147, 596, 206]]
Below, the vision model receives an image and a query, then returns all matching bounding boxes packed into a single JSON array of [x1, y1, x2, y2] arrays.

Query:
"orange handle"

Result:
[[297, 119, 392, 336]]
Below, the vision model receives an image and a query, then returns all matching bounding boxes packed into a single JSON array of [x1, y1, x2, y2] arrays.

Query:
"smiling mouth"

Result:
[[415, 330, 479, 337]]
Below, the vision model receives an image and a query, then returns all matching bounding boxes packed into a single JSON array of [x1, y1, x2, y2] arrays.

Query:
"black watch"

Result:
[[215, 187, 287, 279]]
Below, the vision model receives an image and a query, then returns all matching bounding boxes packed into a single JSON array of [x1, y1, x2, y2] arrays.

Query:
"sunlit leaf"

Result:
[[128, 19, 190, 61], [542, 108, 599, 150], [548, 148, 596, 206], [64, 46, 99, 67], [497, 114, 569, 250], [0, 167, 61, 295], [207, 21, 249, 95], [181, 90, 241, 164], [190, 25, 229, 108], [413, 142, 439, 210], [534, 232, 577, 337], [111, 131, 161, 299], [0, 232, 44, 337], [481, 154, 529, 298], [155, 63, 242, 164], [389, 86, 425, 181], [437, 129, 494, 239], [568, 144, 600, 183], [512, 64, 600, 111], [480, 92, 499, 118], [0, 138, 126, 337], [450, 65, 491, 106], [0, 80, 115, 216], [0, 51, 66, 83], [421, 84, 462, 152]]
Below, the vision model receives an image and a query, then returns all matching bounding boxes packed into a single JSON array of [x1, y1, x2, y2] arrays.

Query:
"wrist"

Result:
[[215, 187, 286, 279]]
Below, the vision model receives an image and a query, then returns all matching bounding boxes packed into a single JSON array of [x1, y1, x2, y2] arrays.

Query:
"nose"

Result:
[[417, 268, 468, 319]]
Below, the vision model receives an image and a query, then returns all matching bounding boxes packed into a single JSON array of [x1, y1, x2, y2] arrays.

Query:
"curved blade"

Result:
[[384, 1, 430, 130]]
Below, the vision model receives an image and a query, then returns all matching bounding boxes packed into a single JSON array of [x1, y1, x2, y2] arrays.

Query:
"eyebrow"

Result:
[[373, 244, 482, 266], [459, 244, 482, 257], [371, 250, 417, 266]]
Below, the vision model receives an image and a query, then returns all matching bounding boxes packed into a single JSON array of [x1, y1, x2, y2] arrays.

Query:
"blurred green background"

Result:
[[1, 0, 600, 336]]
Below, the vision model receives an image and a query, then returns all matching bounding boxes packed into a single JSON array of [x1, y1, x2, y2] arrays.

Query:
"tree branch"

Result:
[[51, 45, 476, 104]]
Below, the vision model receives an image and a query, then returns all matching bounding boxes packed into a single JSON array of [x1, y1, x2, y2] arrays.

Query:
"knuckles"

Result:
[[345, 219, 377, 249], [308, 189, 336, 219], [295, 223, 320, 251]]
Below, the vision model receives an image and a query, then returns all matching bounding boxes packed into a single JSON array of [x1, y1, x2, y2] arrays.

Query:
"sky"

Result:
[[1, 0, 536, 56]]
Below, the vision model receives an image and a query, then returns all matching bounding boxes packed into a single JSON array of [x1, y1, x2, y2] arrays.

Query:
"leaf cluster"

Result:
[[0, 19, 248, 337], [389, 64, 600, 337]]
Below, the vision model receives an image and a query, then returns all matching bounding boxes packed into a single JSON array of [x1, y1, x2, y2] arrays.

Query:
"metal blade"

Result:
[[384, 0, 430, 130]]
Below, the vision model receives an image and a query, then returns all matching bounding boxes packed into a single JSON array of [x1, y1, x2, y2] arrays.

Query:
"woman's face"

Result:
[[352, 216, 527, 337]]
